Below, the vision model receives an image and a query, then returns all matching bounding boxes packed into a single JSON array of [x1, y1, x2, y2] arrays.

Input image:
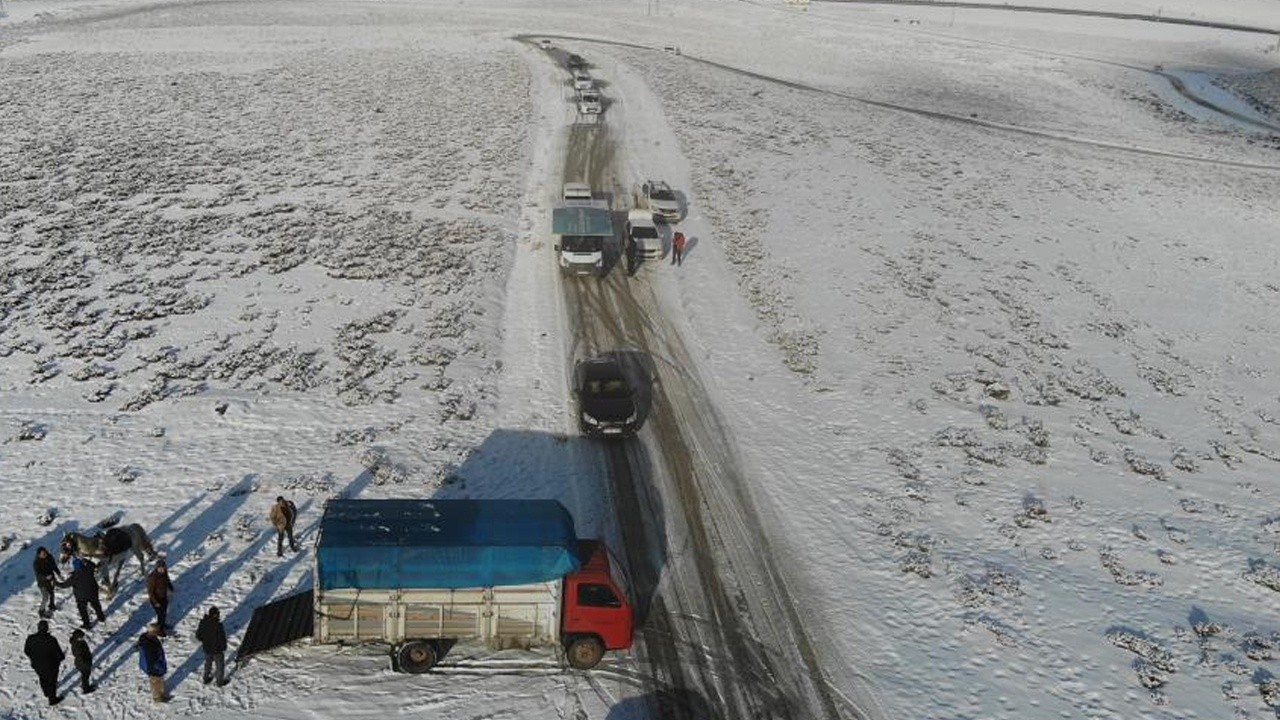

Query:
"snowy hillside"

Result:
[[2, 0, 1280, 718]]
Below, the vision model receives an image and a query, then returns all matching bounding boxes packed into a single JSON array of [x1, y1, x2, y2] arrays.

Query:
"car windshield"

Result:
[[649, 187, 675, 202], [561, 235, 602, 253], [631, 226, 658, 239], [586, 377, 631, 398]]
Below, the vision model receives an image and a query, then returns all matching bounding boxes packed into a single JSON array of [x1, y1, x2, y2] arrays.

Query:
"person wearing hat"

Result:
[[146, 558, 174, 635], [23, 619, 65, 706], [195, 606, 229, 686], [137, 621, 170, 702], [58, 556, 105, 630], [69, 627, 96, 694]]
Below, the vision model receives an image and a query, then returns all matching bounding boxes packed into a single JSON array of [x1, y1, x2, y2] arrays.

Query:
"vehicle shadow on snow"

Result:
[[425, 427, 669, 655], [213, 467, 374, 669], [606, 687, 718, 720]]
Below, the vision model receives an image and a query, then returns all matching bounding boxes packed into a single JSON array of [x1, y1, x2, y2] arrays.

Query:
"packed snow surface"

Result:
[[2, 0, 1280, 718]]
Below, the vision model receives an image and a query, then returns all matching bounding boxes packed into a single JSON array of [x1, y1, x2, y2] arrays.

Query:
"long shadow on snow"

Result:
[[216, 467, 373, 665], [0, 522, 75, 618], [431, 427, 669, 647], [103, 476, 256, 618]]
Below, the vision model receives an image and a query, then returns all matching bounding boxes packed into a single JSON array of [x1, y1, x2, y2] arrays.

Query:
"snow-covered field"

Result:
[[2, 0, 1279, 718]]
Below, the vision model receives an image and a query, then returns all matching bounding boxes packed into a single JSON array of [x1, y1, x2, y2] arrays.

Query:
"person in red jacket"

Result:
[[671, 231, 687, 266]]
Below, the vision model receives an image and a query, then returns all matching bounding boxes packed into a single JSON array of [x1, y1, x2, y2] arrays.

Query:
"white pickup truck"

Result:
[[636, 180, 681, 223], [625, 209, 663, 261]]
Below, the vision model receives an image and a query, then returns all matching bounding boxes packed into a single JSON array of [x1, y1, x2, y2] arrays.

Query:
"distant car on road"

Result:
[[540, 39, 553, 50], [574, 355, 640, 437], [637, 180, 681, 222]]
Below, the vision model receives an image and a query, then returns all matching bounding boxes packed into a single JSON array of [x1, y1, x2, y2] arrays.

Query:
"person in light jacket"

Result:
[[269, 496, 299, 557], [137, 622, 169, 703]]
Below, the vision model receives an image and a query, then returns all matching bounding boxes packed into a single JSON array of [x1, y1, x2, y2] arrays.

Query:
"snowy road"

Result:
[[552, 56, 861, 720]]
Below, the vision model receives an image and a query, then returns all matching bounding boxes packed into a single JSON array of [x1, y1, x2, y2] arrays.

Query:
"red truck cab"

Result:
[[560, 539, 633, 668]]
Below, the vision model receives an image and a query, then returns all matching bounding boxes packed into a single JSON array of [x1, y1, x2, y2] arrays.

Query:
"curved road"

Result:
[[531, 34, 1280, 173]]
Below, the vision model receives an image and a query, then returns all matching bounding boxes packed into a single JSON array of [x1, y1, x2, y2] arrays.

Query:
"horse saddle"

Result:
[[101, 527, 130, 555]]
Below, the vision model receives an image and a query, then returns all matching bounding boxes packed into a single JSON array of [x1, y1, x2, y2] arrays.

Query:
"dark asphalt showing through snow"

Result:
[[548, 53, 863, 720]]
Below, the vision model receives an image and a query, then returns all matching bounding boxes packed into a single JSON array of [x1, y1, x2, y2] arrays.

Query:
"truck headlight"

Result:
[[582, 413, 601, 426]]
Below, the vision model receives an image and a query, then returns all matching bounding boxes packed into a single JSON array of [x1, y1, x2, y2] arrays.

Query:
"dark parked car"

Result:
[[574, 355, 640, 437]]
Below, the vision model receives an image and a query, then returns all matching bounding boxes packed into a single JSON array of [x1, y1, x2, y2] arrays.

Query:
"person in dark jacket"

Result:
[[23, 620, 64, 706], [195, 606, 229, 686], [33, 547, 61, 618], [137, 622, 170, 702], [58, 558, 106, 629], [69, 628, 96, 694], [146, 559, 174, 635]]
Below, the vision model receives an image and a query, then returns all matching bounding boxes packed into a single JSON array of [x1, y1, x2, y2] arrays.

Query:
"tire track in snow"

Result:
[[551, 58, 862, 718]]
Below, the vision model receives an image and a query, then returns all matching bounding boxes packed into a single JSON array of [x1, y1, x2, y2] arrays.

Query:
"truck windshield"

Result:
[[631, 226, 658, 239], [562, 235, 603, 253]]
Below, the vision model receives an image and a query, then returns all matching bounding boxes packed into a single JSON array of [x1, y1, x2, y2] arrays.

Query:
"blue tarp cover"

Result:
[[316, 499, 581, 590], [552, 206, 613, 236]]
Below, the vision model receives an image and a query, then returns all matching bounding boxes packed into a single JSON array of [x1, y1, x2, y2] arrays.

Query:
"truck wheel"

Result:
[[566, 636, 604, 670], [397, 641, 437, 674]]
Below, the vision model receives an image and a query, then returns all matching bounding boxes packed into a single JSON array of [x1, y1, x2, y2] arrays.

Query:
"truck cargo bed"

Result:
[[316, 582, 561, 648]]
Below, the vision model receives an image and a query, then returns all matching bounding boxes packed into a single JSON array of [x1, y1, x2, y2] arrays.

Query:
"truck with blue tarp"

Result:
[[553, 183, 614, 276], [313, 498, 633, 672]]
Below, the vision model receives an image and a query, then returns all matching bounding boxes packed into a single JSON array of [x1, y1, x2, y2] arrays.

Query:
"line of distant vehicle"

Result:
[[815, 0, 1280, 36]]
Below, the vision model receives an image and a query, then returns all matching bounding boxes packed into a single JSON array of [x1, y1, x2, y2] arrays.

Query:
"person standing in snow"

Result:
[[33, 546, 61, 618], [195, 606, 229, 686], [671, 231, 687, 266], [269, 496, 299, 557], [69, 628, 96, 694], [23, 620, 65, 706], [59, 557, 106, 630], [138, 621, 170, 703], [146, 559, 174, 636]]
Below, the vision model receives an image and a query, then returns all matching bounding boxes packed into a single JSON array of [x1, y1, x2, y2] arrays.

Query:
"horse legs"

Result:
[[136, 548, 148, 577]]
